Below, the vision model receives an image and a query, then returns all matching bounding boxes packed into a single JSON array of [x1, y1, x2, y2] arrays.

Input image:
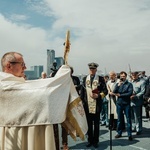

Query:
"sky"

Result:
[[0, 0, 149, 76]]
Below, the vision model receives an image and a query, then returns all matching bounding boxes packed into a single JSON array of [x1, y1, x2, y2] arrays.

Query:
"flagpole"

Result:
[[108, 85, 113, 150]]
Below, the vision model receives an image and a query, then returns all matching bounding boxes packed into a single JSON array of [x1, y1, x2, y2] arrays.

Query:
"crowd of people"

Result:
[[79, 64, 150, 148], [50, 61, 150, 148], [0, 51, 150, 150], [75, 63, 149, 148]]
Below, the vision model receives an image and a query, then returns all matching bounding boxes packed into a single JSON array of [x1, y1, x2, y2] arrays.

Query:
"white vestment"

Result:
[[0, 65, 88, 150], [107, 79, 119, 119]]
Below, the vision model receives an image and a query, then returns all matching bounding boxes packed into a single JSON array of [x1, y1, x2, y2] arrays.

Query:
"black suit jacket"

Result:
[[71, 75, 81, 95]]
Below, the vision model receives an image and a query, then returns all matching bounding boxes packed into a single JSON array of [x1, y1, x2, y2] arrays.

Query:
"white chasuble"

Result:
[[86, 75, 99, 114], [0, 65, 88, 150]]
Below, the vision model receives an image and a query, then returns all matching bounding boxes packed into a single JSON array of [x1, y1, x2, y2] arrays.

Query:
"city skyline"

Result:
[[0, 0, 150, 75]]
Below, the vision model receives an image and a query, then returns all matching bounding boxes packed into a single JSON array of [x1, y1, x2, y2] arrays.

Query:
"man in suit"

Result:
[[80, 62, 108, 148], [113, 71, 133, 141]]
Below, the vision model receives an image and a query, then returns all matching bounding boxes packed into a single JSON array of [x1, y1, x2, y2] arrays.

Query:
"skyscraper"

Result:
[[47, 49, 55, 76], [47, 49, 64, 77]]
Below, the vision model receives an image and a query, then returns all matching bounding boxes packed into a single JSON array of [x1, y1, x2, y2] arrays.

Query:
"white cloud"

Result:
[[25, 0, 53, 17], [44, 0, 150, 74], [0, 0, 150, 75], [9, 14, 29, 21], [0, 14, 51, 71]]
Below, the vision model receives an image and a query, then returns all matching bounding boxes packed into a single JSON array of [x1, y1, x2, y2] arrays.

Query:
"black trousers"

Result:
[[61, 125, 68, 145], [86, 113, 100, 144], [53, 124, 59, 150]]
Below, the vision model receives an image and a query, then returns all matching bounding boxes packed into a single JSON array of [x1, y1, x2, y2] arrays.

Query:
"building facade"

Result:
[[25, 49, 63, 79], [25, 65, 43, 80]]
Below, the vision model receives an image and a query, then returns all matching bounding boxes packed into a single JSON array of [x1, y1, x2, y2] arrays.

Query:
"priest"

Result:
[[0, 52, 88, 150]]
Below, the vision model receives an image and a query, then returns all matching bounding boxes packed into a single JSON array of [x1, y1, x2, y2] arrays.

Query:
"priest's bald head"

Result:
[[1, 52, 26, 77]]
